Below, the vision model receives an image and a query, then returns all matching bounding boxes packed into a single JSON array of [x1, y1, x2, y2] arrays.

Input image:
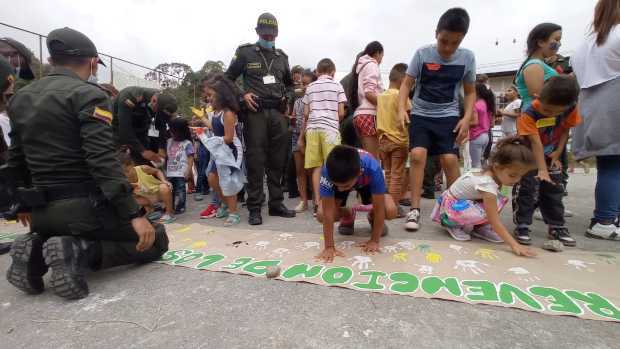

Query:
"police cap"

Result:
[[46, 27, 106, 66], [256, 12, 278, 36]]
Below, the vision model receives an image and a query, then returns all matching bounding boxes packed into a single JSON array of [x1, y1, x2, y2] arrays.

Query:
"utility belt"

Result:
[[18, 182, 100, 208], [255, 97, 288, 114]]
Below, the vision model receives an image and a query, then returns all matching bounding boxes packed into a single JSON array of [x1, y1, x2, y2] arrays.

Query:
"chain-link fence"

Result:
[[0, 22, 182, 91]]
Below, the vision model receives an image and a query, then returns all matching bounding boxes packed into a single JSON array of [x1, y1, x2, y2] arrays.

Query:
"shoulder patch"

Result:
[[124, 99, 136, 108], [92, 106, 113, 125]]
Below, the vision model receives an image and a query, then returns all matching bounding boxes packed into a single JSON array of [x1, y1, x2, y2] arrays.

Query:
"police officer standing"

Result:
[[112, 86, 178, 165], [4, 27, 168, 300], [226, 12, 296, 225]]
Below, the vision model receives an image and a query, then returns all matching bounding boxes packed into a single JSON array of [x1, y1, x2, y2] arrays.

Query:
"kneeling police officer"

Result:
[[3, 27, 168, 300]]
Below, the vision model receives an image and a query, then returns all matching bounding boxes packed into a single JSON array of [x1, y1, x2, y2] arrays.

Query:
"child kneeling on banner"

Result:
[[431, 136, 537, 257], [195, 78, 246, 226], [316, 145, 398, 262]]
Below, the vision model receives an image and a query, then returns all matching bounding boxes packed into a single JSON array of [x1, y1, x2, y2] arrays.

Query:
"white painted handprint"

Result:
[[566, 259, 595, 272], [297, 241, 321, 251], [277, 233, 295, 241], [454, 260, 489, 275], [381, 245, 400, 253], [349, 256, 373, 270], [507, 267, 541, 282], [337, 241, 356, 250], [396, 241, 415, 251], [254, 241, 270, 251], [415, 264, 434, 275], [449, 244, 467, 255], [268, 248, 291, 258]]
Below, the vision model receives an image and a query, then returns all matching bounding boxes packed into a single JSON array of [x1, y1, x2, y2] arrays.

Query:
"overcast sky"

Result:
[[1, 0, 599, 76]]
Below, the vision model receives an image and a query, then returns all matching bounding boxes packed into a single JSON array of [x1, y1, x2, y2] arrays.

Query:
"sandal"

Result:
[[224, 213, 241, 226]]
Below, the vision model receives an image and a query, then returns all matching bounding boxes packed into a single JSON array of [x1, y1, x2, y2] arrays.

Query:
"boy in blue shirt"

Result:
[[398, 7, 477, 232], [316, 145, 398, 262]]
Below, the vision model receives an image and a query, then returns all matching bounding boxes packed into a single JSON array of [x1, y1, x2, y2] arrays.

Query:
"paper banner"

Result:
[[158, 223, 620, 322]]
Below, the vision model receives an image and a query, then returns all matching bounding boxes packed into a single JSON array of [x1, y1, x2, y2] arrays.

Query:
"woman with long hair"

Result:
[[515, 23, 563, 110], [348, 41, 385, 158], [571, 0, 620, 240]]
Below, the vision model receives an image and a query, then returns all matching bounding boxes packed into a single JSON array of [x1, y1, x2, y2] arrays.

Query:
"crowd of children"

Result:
[[122, 7, 593, 264]]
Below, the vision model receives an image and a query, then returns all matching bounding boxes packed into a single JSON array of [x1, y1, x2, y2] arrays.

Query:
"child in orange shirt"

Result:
[[512, 76, 581, 247]]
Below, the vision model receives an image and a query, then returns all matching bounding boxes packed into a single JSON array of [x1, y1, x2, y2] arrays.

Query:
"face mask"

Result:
[[549, 41, 561, 52], [87, 59, 98, 83], [14, 55, 21, 79], [257, 39, 275, 50]]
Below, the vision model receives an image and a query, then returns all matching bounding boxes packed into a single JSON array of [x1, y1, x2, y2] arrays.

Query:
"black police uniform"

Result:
[[4, 27, 168, 299], [225, 43, 294, 217], [112, 86, 165, 164]]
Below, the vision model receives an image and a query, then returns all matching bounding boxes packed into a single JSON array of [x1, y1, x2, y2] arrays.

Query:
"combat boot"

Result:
[[43, 236, 97, 300], [6, 233, 48, 294]]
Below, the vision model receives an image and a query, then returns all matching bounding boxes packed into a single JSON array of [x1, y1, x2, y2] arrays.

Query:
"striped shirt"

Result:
[[302, 75, 347, 133]]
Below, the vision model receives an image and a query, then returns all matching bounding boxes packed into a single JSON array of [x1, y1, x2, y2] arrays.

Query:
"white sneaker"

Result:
[[564, 209, 574, 218], [586, 223, 620, 241], [294, 201, 307, 213], [404, 209, 420, 231], [446, 226, 472, 241]]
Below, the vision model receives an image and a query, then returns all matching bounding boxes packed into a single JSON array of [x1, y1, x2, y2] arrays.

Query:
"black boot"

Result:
[[6, 233, 48, 294], [43, 236, 97, 300], [268, 204, 296, 218], [248, 209, 263, 225]]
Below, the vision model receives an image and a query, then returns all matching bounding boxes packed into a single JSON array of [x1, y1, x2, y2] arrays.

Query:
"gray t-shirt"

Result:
[[407, 44, 476, 118]]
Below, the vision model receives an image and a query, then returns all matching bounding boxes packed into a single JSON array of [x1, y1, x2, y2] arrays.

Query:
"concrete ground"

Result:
[[1, 171, 619, 348]]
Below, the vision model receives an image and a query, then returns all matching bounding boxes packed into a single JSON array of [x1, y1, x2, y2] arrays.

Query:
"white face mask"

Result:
[[87, 59, 98, 83], [14, 55, 21, 79]]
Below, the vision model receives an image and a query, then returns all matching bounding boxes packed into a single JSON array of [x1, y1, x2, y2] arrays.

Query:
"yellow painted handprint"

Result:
[[190, 241, 207, 249], [426, 252, 442, 264], [392, 252, 409, 263], [475, 248, 499, 260]]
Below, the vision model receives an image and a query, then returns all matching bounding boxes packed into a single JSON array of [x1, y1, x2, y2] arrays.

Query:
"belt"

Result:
[[259, 98, 283, 109], [42, 182, 99, 202]]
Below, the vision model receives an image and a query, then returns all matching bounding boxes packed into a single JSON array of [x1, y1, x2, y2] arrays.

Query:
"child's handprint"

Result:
[[277, 233, 295, 241], [414, 264, 433, 275], [338, 241, 356, 250], [392, 252, 409, 263], [449, 244, 467, 255], [381, 245, 400, 253], [425, 252, 442, 264], [396, 241, 415, 251], [349, 255, 374, 270], [254, 241, 270, 251], [268, 248, 291, 258], [566, 259, 595, 272], [454, 260, 489, 275], [507, 267, 541, 283], [416, 244, 431, 253], [296, 241, 321, 251], [475, 248, 499, 260]]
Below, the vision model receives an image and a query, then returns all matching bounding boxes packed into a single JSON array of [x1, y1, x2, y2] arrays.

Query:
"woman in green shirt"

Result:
[[515, 23, 562, 109]]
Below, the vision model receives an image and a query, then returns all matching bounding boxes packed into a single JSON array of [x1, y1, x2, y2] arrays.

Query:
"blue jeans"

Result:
[[195, 143, 210, 195], [168, 177, 187, 214], [594, 155, 620, 221]]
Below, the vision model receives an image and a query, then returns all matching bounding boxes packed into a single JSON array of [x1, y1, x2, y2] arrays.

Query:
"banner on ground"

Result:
[[159, 224, 620, 322]]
